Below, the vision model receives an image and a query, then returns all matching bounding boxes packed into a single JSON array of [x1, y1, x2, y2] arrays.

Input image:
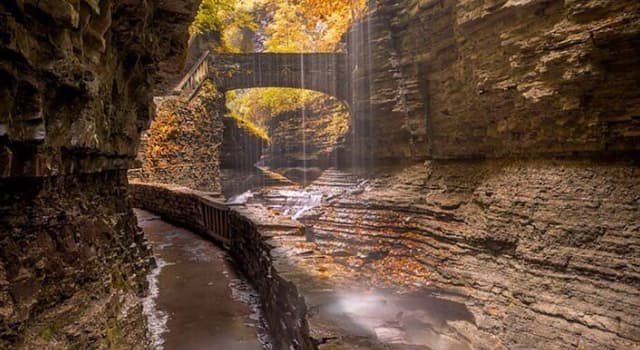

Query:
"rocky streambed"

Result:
[[132, 157, 639, 350], [229, 159, 640, 350]]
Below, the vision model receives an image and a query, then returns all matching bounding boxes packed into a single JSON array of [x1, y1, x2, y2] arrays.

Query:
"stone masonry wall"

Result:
[[130, 88, 224, 193]]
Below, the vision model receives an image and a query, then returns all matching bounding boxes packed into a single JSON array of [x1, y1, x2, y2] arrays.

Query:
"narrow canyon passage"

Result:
[[2, 0, 639, 349], [135, 209, 267, 350]]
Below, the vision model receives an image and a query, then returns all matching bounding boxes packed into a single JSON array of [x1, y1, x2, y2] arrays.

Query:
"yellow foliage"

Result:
[[199, 0, 367, 128], [264, 0, 367, 52], [227, 88, 319, 128], [226, 111, 271, 142]]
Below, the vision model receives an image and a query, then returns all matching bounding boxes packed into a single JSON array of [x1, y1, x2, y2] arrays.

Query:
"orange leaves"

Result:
[[263, 0, 366, 52], [371, 255, 432, 290]]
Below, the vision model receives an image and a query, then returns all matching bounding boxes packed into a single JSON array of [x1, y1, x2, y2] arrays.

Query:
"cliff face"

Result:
[[263, 97, 349, 182], [0, 0, 199, 347], [348, 0, 640, 162], [220, 115, 266, 171], [292, 1, 640, 348], [0, 172, 151, 349], [298, 161, 639, 349]]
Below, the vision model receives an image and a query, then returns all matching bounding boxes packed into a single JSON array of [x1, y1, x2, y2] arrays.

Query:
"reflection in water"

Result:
[[321, 290, 474, 349], [228, 277, 272, 348]]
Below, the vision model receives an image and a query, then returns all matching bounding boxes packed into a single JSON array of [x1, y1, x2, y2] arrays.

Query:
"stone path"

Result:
[[136, 209, 266, 350]]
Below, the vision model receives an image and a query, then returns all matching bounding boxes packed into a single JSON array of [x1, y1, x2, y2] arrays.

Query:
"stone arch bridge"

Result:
[[174, 51, 349, 102]]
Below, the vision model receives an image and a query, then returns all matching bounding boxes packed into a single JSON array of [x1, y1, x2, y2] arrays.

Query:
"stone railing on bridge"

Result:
[[173, 52, 348, 102]]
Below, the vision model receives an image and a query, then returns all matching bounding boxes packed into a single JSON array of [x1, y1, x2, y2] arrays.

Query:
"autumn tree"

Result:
[[191, 0, 258, 52], [209, 0, 367, 134]]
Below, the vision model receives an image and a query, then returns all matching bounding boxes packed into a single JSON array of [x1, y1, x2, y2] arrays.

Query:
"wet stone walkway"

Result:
[[135, 209, 268, 350]]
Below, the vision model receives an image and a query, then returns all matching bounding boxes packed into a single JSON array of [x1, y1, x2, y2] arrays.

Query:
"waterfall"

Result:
[[300, 53, 308, 185]]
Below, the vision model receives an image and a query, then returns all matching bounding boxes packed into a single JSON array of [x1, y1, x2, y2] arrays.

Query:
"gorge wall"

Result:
[[220, 114, 267, 171], [0, 0, 199, 347], [347, 0, 640, 162], [263, 97, 349, 182], [303, 0, 640, 348], [299, 160, 639, 349]]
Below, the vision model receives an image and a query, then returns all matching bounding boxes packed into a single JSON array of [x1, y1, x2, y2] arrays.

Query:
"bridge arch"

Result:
[[174, 51, 349, 104]]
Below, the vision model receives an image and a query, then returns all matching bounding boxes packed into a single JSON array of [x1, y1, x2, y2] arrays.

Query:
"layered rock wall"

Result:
[[0, 0, 200, 347], [348, 0, 640, 161], [300, 160, 640, 349], [263, 97, 349, 181], [0, 171, 151, 348], [327, 1, 640, 347], [220, 115, 266, 171]]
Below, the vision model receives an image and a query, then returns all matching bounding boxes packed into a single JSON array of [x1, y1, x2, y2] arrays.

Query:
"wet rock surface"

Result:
[[136, 209, 267, 350], [130, 156, 640, 350], [231, 202, 474, 350], [249, 161, 640, 349], [0, 171, 152, 349], [222, 167, 297, 199], [130, 182, 315, 349]]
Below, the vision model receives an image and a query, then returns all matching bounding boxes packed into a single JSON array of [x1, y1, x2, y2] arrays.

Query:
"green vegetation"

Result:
[[110, 266, 133, 291], [39, 321, 63, 342], [105, 321, 123, 350]]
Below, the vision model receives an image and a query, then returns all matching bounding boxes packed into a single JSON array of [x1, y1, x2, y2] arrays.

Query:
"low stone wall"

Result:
[[129, 181, 315, 350], [129, 181, 216, 240], [226, 208, 315, 350]]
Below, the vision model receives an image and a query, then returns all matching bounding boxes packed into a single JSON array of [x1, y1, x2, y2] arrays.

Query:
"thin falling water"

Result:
[[366, 13, 374, 170], [300, 53, 307, 186]]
